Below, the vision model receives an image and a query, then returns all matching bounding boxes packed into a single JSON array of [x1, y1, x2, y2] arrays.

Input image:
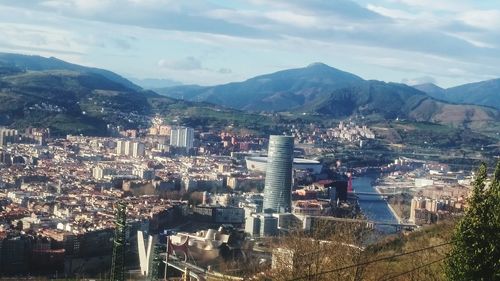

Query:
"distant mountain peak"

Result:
[[413, 83, 445, 97], [307, 62, 330, 68], [416, 82, 441, 87], [413, 82, 444, 90], [301, 62, 361, 79]]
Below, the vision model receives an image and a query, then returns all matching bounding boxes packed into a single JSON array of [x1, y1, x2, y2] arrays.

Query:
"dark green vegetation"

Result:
[[415, 79, 500, 110], [166, 106, 273, 132], [446, 161, 500, 281]]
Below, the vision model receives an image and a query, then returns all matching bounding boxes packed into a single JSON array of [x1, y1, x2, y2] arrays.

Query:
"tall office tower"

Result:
[[263, 135, 294, 213], [170, 127, 194, 149]]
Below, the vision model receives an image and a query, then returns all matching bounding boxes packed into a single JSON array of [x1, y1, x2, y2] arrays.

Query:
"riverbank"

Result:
[[374, 186, 403, 223], [353, 176, 398, 225]]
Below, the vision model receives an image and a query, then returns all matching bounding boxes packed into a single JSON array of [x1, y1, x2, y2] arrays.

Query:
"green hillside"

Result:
[[300, 80, 498, 128], [0, 64, 267, 136], [414, 79, 500, 110]]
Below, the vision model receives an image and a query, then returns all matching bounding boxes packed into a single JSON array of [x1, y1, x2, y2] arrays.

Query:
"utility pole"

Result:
[[110, 202, 127, 281], [164, 235, 169, 281], [183, 267, 190, 281]]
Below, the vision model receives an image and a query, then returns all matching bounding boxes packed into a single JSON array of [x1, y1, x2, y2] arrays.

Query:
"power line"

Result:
[[287, 241, 452, 281], [378, 255, 448, 281]]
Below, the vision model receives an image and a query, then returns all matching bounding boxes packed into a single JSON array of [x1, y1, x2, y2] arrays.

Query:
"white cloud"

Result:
[[366, 4, 416, 20], [265, 11, 319, 28], [41, 0, 114, 13], [459, 10, 500, 31], [388, 0, 469, 12], [445, 33, 496, 49], [0, 23, 86, 55]]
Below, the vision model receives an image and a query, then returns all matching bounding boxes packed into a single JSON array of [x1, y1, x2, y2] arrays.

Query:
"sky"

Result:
[[0, 0, 500, 88]]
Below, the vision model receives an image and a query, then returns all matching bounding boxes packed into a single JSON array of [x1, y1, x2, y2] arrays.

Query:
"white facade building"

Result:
[[170, 127, 194, 150]]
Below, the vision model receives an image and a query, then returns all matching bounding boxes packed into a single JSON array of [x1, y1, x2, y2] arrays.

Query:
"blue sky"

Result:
[[0, 0, 499, 87]]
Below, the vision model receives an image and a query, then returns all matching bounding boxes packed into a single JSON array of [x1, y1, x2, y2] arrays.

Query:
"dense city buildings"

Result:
[[0, 120, 477, 279]]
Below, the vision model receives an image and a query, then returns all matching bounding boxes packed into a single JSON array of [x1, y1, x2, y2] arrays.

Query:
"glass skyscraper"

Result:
[[263, 135, 294, 213]]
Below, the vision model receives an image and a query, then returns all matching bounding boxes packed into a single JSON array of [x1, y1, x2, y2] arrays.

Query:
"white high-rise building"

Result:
[[170, 127, 194, 149], [124, 141, 131, 156], [132, 142, 145, 158], [0, 128, 18, 146], [93, 166, 104, 179], [117, 140, 144, 157], [116, 140, 125, 155], [92, 166, 114, 179]]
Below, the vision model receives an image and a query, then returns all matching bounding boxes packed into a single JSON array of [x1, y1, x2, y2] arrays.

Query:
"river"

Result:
[[353, 175, 398, 232]]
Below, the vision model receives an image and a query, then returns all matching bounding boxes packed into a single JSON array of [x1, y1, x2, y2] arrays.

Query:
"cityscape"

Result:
[[0, 1, 500, 281]]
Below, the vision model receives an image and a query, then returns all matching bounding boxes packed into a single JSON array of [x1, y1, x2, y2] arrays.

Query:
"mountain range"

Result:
[[0, 53, 140, 91], [0, 53, 498, 135], [414, 80, 500, 110], [157, 63, 499, 127], [156, 63, 364, 111]]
